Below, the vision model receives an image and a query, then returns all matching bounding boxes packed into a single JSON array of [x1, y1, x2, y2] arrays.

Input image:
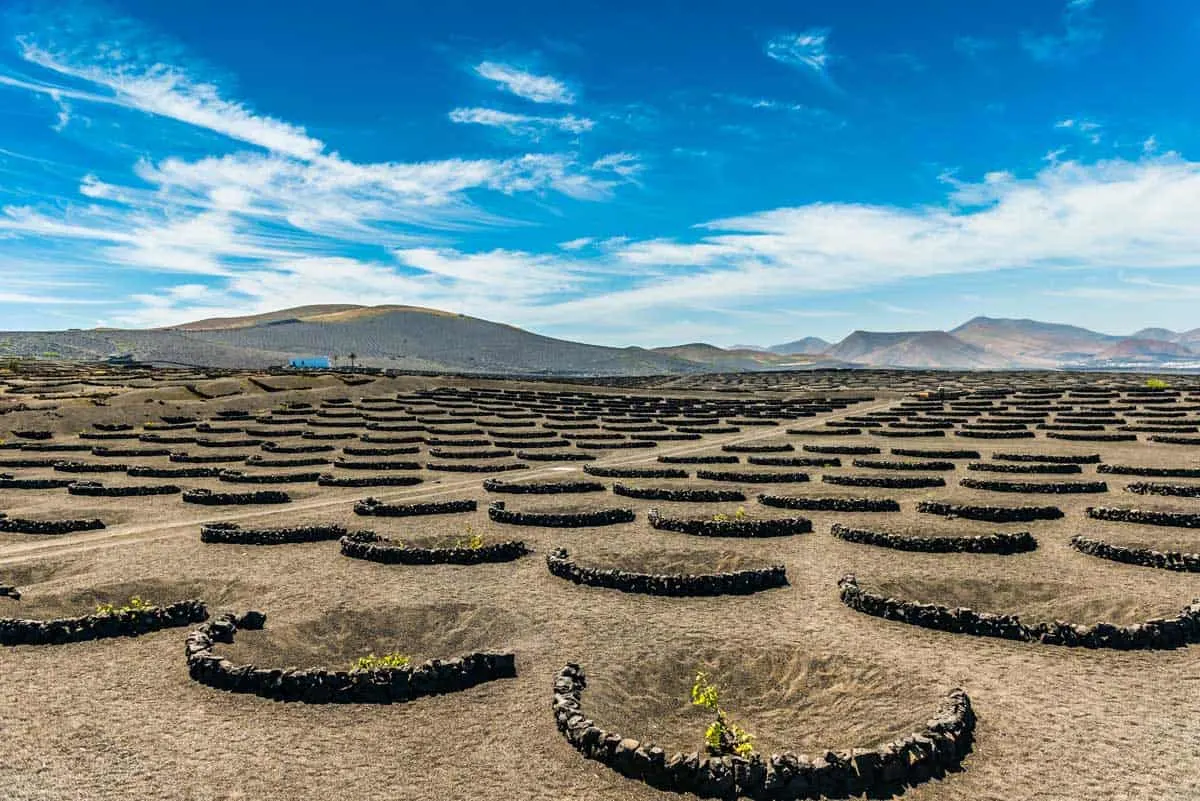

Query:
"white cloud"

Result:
[[558, 237, 593, 251], [18, 40, 325, 160], [765, 29, 832, 77], [474, 61, 574, 104], [448, 107, 593, 137]]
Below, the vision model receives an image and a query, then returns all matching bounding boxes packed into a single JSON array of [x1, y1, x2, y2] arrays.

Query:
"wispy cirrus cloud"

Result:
[[448, 107, 593, 137], [1021, 0, 1102, 63], [765, 29, 832, 79], [474, 61, 575, 104]]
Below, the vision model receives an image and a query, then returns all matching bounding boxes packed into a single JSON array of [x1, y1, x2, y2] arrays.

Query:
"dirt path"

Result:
[[0, 398, 896, 566]]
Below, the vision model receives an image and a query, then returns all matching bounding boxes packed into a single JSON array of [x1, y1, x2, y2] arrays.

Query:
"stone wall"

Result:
[[958, 478, 1108, 494], [200, 522, 347, 545], [659, 455, 739, 465], [830, 523, 1037, 554], [1046, 432, 1137, 442], [721, 443, 794, 453], [994, 453, 1100, 464], [585, 465, 688, 479], [0, 478, 73, 489], [917, 502, 1064, 523], [186, 612, 516, 703], [427, 461, 529, 473], [488, 501, 635, 528], [852, 459, 956, 471], [696, 470, 810, 484], [218, 471, 321, 484], [1098, 464, 1200, 477], [182, 489, 291, 505], [953, 430, 1033, 439], [68, 481, 181, 497], [838, 574, 1200, 649], [1085, 507, 1200, 529], [127, 466, 223, 478], [0, 516, 105, 535], [1070, 535, 1200, 573], [612, 484, 746, 503], [332, 459, 421, 471], [517, 451, 596, 462], [823, 475, 945, 489], [551, 663, 975, 800], [340, 530, 530, 564], [1, 599, 207, 645], [354, 498, 477, 517], [1123, 482, 1200, 498], [53, 461, 128, 473], [1148, 435, 1200, 445], [647, 508, 811, 538], [758, 494, 900, 513], [545, 548, 786, 596], [966, 462, 1081, 474], [802, 445, 880, 455], [317, 474, 423, 487], [748, 456, 841, 468], [891, 448, 980, 459], [482, 479, 606, 494]]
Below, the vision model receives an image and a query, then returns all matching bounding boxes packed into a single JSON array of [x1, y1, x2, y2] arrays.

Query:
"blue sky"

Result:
[[1, 0, 1199, 347]]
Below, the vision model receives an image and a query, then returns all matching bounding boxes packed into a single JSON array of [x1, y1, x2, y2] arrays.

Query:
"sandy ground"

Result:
[[0, 367, 1198, 801]]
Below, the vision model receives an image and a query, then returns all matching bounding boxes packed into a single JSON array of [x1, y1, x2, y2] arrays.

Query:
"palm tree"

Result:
[[348, 352, 357, 368]]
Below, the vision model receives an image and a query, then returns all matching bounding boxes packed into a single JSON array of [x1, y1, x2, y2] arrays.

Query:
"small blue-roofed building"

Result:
[[288, 356, 331, 369]]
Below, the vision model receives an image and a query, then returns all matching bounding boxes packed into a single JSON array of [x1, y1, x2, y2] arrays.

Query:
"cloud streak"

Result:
[[474, 61, 575, 104]]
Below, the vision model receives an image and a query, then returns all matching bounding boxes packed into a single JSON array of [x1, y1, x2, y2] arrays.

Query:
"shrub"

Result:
[[691, 670, 754, 758], [1144, 378, 1170, 390], [454, 526, 485, 549], [95, 595, 154, 616], [352, 652, 411, 671], [711, 506, 748, 523]]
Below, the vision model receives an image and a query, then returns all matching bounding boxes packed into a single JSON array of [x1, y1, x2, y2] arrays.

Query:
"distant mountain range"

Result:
[[760, 317, 1200, 370], [0, 306, 1196, 373]]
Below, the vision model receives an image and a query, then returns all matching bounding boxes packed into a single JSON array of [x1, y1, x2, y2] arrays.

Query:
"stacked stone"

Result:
[[0, 477, 73, 489], [483, 479, 606, 494], [0, 516, 105, 535], [1070, 535, 1200, 573], [546, 548, 786, 596], [488, 501, 635, 527], [917, 502, 1064, 522], [697, 470, 810, 484], [830, 523, 1036, 554], [128, 466, 223, 478], [200, 522, 347, 545], [354, 498, 477, 517], [182, 489, 291, 505], [613, 485, 745, 503], [823, 475, 945, 489], [647, 508, 810, 538], [1086, 507, 1200, 528], [758, 494, 900, 513], [967, 462, 1082, 474], [339, 531, 529, 564], [0, 599, 206, 645], [68, 481, 181, 496], [585, 465, 688, 479], [1098, 464, 1200, 477], [427, 462, 529, 473], [185, 611, 516, 703], [958, 478, 1108, 493], [551, 663, 975, 799], [53, 461, 129, 473], [852, 459, 956, 471], [1124, 482, 1200, 498], [317, 475, 423, 487], [838, 575, 1200, 649]]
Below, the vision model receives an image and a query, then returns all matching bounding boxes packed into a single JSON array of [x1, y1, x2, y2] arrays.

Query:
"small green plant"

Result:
[[453, 525, 484, 549], [352, 652, 411, 671], [712, 507, 747, 523], [1145, 378, 1170, 390], [711, 512, 729, 522], [734, 506, 747, 521], [691, 670, 755, 757], [95, 596, 155, 616]]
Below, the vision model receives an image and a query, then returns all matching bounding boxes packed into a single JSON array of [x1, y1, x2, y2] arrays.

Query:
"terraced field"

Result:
[[1, 364, 1198, 800]]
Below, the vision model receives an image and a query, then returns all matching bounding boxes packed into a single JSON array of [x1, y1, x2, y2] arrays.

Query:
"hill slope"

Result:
[[767, 337, 831, 355], [828, 330, 1001, 368], [951, 317, 1119, 365]]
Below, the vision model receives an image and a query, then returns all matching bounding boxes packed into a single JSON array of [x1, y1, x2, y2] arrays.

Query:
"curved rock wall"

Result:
[[758, 494, 900, 513], [339, 531, 530, 564], [1070, 535, 1200, 573], [200, 522, 347, 545], [354, 498, 477, 517], [0, 516, 105, 535], [696, 470, 810, 484], [482, 479, 606, 494], [830, 523, 1036, 554], [488, 501, 635, 527], [585, 465, 688, 479], [823, 475, 945, 489], [612, 484, 746, 503], [958, 478, 1108, 494], [647, 508, 811, 538], [67, 481, 180, 497], [545, 548, 786, 596], [186, 612, 516, 703], [1, 599, 207, 645], [838, 575, 1200, 649], [916, 502, 1064, 522], [182, 489, 291, 505], [551, 663, 975, 800], [1085, 507, 1200, 529]]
